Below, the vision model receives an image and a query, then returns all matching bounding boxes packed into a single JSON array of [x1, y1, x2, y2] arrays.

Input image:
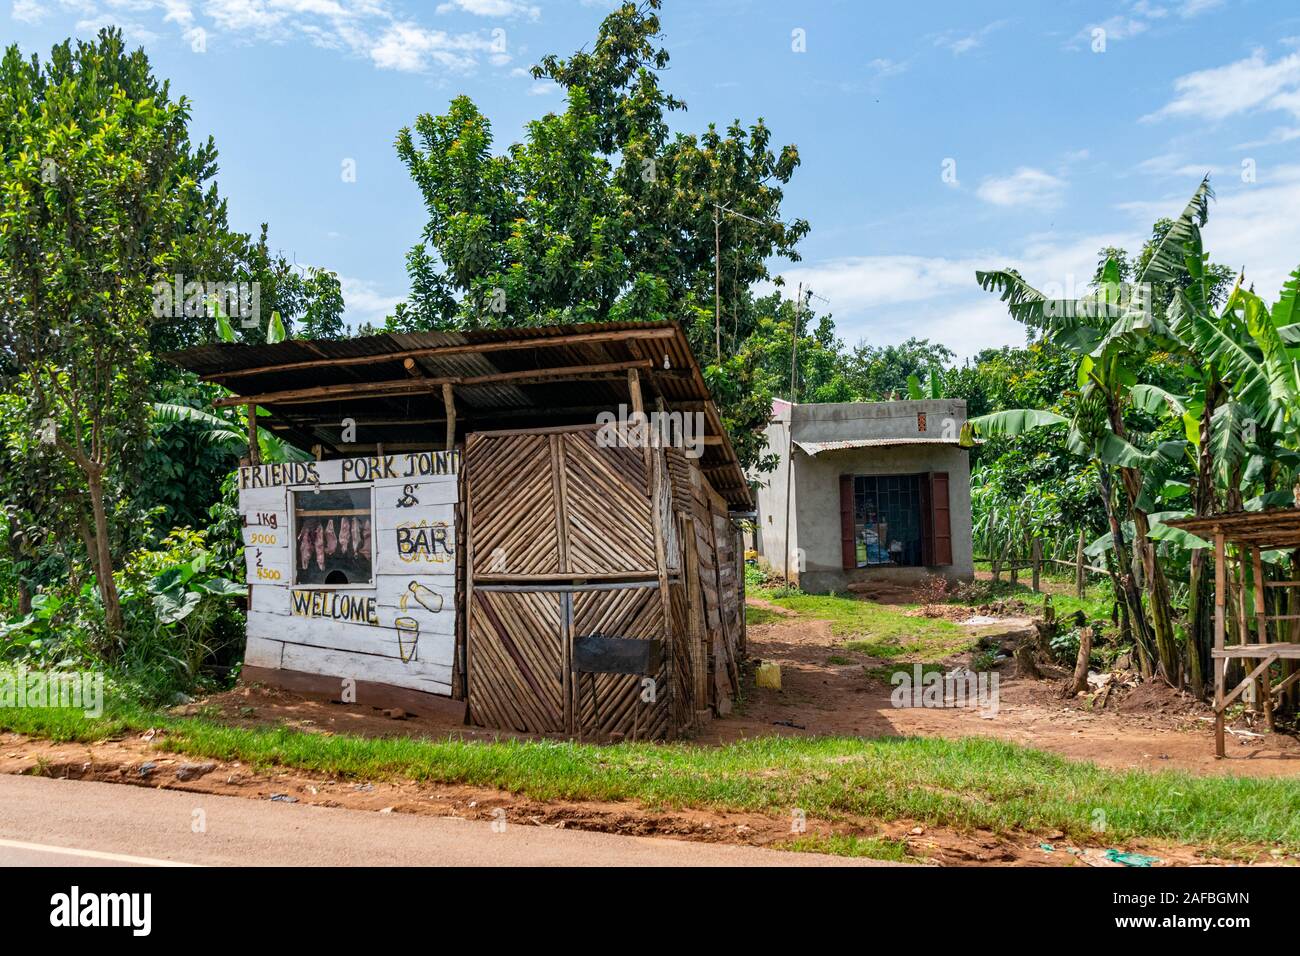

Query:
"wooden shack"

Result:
[[1166, 509, 1300, 757], [167, 322, 751, 738]]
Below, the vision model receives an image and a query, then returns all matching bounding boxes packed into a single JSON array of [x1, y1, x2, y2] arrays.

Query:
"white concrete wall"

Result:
[[794, 443, 973, 592], [748, 399, 973, 591], [791, 398, 966, 442], [751, 400, 795, 573]]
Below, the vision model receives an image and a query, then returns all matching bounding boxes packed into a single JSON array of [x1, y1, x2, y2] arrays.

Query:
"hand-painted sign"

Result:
[[237, 453, 458, 697]]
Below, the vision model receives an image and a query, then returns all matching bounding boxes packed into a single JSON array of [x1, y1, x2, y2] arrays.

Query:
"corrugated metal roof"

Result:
[[163, 320, 752, 509], [794, 438, 968, 456]]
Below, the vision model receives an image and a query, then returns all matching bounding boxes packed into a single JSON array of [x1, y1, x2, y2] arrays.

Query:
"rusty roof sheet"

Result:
[[163, 320, 752, 509]]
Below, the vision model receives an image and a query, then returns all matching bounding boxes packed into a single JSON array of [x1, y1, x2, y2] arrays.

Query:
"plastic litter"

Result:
[[1105, 848, 1160, 867]]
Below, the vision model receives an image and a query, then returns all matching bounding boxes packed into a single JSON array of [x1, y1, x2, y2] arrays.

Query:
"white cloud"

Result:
[[976, 167, 1066, 209], [339, 274, 401, 330], [1072, 1, 1172, 48], [1233, 126, 1300, 149], [76, 12, 158, 41], [1084, 15, 1152, 44], [1179, 0, 1223, 16], [12, 0, 49, 22], [370, 21, 494, 72], [1146, 50, 1300, 122], [525, 80, 553, 95], [436, 0, 538, 19], [15, 0, 517, 74], [1117, 166, 1300, 304], [1136, 153, 1222, 178], [782, 168, 1300, 361], [773, 225, 1141, 360], [867, 57, 907, 77], [932, 19, 1008, 56]]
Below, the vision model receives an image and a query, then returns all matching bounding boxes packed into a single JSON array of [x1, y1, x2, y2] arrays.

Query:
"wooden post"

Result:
[[246, 403, 260, 466], [1251, 547, 1275, 731], [684, 513, 709, 714], [736, 527, 747, 655], [442, 382, 456, 452], [647, 448, 675, 733], [1075, 528, 1086, 599], [627, 368, 644, 416], [1214, 532, 1226, 758], [779, 288, 801, 588], [713, 206, 722, 361], [1031, 538, 1042, 593], [630, 368, 676, 733]]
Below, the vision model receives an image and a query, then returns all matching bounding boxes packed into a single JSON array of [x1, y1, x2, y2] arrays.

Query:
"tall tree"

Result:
[[391, 0, 808, 469], [0, 30, 224, 635]]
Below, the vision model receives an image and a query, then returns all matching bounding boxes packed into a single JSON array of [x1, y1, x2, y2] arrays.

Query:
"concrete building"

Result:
[[751, 398, 973, 593]]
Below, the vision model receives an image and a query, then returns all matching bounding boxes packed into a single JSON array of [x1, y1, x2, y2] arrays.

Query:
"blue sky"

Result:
[[6, 0, 1300, 359]]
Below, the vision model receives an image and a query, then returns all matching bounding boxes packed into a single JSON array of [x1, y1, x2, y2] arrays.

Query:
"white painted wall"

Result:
[[237, 451, 459, 696]]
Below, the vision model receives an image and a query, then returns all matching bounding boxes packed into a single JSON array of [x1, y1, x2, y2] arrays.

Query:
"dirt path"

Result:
[[717, 606, 1300, 778]]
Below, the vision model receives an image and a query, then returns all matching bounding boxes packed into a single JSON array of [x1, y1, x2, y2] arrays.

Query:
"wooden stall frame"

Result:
[[1168, 511, 1300, 758]]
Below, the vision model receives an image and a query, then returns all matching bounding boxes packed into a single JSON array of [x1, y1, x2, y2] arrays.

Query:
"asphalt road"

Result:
[[0, 775, 894, 867]]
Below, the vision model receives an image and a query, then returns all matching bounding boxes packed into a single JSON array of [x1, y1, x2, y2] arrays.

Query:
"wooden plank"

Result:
[[279, 642, 451, 697], [246, 404, 260, 466], [214, 360, 654, 407], [375, 515, 457, 575], [1252, 547, 1275, 730], [1213, 642, 1300, 658], [1218, 654, 1279, 711], [239, 487, 288, 516], [245, 586, 457, 636], [374, 479, 458, 510], [205, 326, 678, 381], [683, 513, 709, 709], [248, 610, 455, 672], [241, 521, 289, 548], [244, 635, 284, 669], [239, 452, 459, 490], [246, 546, 291, 584]]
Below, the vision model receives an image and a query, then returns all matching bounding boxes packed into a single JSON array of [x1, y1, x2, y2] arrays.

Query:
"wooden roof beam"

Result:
[[202, 327, 678, 381], [213, 360, 654, 408]]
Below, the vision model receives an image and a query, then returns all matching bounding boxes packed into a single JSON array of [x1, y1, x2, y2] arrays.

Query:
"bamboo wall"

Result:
[[463, 425, 743, 738]]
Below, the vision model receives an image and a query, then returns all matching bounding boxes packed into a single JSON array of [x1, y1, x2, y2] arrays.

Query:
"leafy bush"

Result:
[[0, 523, 245, 702]]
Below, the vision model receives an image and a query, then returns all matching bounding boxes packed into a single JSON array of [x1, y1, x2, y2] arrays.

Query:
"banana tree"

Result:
[[152, 403, 312, 464], [1164, 262, 1300, 691], [973, 252, 1186, 679]]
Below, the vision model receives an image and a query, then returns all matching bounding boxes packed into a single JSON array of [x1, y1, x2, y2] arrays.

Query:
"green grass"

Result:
[[4, 700, 1299, 855], [777, 834, 912, 862], [754, 587, 973, 661], [967, 565, 1117, 623], [862, 661, 948, 683], [745, 605, 785, 626]]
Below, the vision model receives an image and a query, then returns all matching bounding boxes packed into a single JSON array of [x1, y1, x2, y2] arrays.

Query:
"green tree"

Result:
[[390, 1, 808, 469], [843, 338, 956, 400], [0, 30, 223, 635]]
